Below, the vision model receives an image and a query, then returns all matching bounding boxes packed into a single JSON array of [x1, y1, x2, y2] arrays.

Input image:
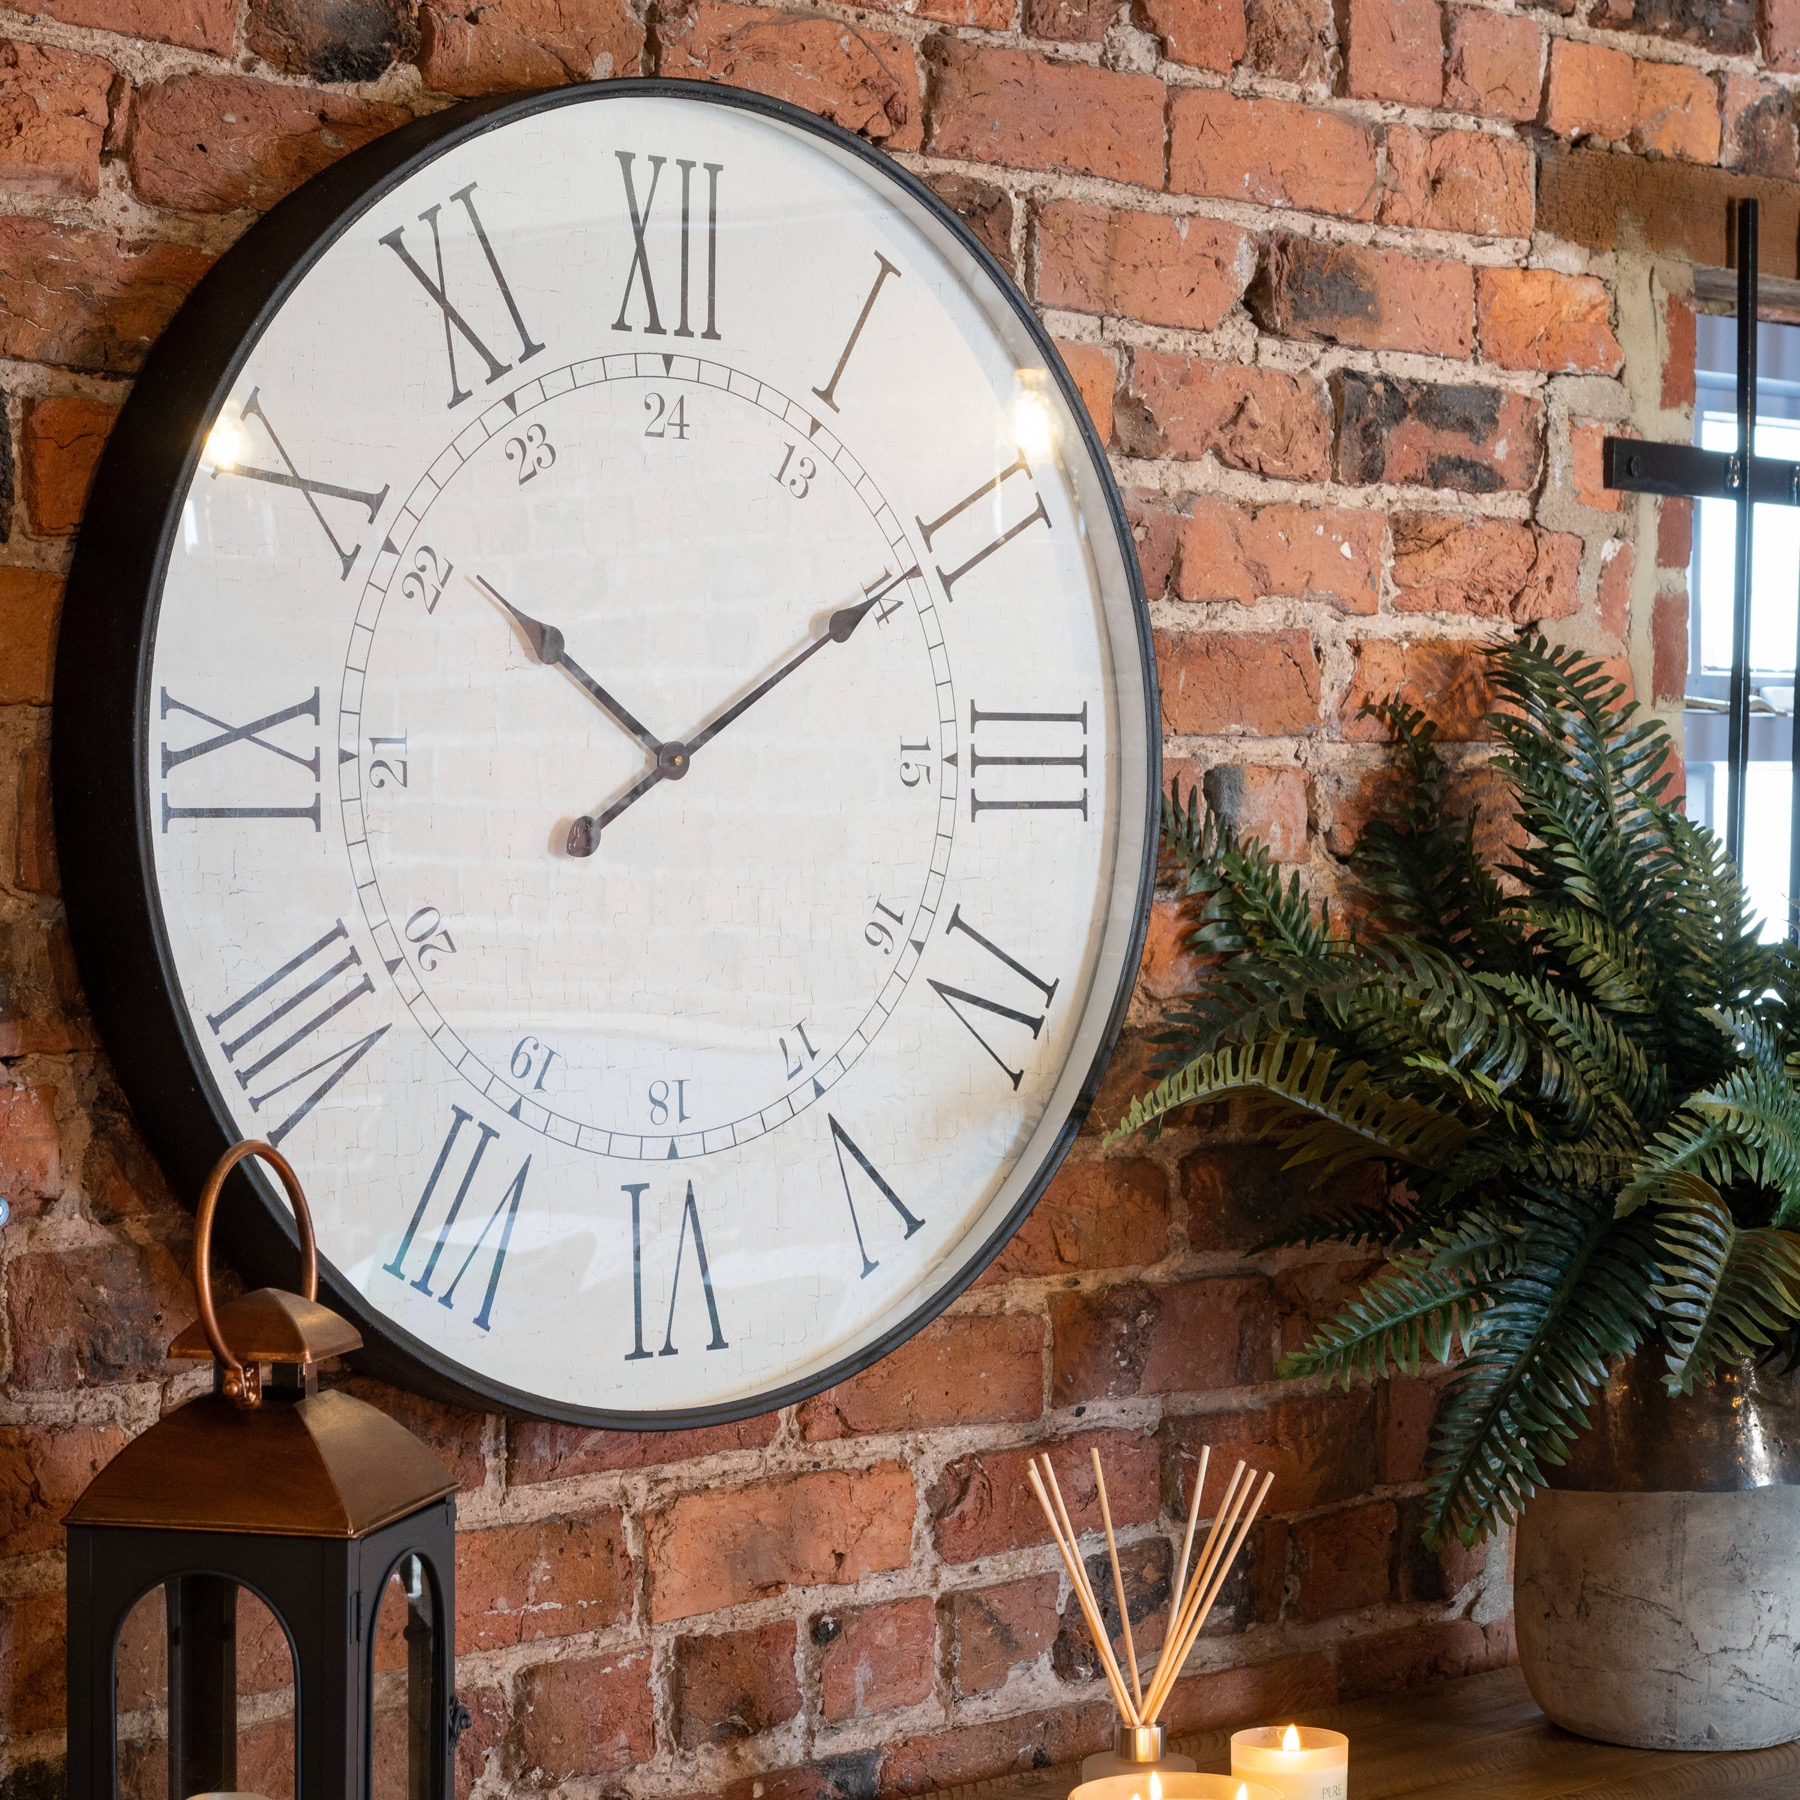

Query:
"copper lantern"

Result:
[[64, 1141, 464, 1798]]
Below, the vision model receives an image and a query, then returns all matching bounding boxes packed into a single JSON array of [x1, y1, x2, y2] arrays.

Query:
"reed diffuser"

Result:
[[1028, 1447, 1274, 1777]]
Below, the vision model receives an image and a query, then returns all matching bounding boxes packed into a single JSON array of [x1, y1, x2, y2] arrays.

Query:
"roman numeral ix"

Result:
[[205, 920, 388, 1146], [612, 151, 723, 340], [384, 1106, 530, 1333], [929, 905, 1060, 1091], [380, 181, 544, 409], [159, 687, 322, 832], [624, 1179, 727, 1360]]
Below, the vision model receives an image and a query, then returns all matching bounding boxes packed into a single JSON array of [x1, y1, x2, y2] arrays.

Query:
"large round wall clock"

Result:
[[57, 80, 1158, 1425]]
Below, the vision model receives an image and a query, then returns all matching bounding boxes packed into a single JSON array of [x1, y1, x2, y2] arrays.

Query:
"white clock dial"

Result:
[[67, 84, 1156, 1421]]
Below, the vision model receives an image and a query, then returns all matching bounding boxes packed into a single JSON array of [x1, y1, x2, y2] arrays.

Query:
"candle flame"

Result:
[[1150, 1775, 1162, 1800], [1281, 1724, 1302, 1753], [1237, 1787, 1249, 1800]]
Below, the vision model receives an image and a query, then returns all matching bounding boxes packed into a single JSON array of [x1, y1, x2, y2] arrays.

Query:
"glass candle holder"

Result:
[[1071, 1775, 1283, 1800], [1229, 1726, 1348, 1800]]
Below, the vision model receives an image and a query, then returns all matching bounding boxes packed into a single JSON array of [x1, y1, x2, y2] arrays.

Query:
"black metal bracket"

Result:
[[1602, 436, 1800, 505]]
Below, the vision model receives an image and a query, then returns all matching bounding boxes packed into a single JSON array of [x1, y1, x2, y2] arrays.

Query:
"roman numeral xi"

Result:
[[380, 180, 544, 409]]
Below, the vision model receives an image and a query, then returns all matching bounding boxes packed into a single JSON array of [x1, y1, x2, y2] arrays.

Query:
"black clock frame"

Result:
[[54, 78, 1161, 1429]]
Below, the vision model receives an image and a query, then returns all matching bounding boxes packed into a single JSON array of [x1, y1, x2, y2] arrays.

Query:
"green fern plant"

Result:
[[1110, 635, 1800, 1545]]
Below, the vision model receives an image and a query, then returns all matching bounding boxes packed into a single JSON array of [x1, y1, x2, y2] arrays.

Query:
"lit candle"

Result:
[[1230, 1724, 1348, 1800], [1070, 1772, 1283, 1800]]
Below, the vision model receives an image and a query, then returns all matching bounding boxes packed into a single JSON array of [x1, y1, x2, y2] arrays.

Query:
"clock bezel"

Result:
[[54, 78, 1162, 1429]]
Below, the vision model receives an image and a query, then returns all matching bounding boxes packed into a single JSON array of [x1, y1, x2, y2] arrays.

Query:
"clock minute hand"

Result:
[[565, 577, 889, 858], [472, 575, 663, 757], [683, 593, 879, 760]]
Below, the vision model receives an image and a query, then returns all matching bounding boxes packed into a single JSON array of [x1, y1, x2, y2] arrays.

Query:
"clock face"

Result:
[[64, 83, 1156, 1423]]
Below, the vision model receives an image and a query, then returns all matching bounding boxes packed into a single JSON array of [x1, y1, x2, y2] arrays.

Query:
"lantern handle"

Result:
[[194, 1139, 319, 1408]]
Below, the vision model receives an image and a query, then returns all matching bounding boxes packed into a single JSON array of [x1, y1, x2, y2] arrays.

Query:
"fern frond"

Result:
[[1423, 1192, 1658, 1545], [1652, 1173, 1800, 1392], [1106, 1034, 1470, 1172]]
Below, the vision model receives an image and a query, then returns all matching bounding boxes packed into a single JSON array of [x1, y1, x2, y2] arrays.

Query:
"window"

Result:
[[1685, 313, 1800, 937]]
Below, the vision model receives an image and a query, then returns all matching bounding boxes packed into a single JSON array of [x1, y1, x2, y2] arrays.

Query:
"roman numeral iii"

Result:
[[384, 1106, 530, 1332], [380, 181, 544, 408], [968, 701, 1089, 821], [929, 905, 1060, 1090], [205, 920, 388, 1146], [612, 151, 723, 341]]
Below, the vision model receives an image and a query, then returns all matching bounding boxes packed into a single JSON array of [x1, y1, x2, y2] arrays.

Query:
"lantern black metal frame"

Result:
[[1604, 197, 1800, 931], [66, 1498, 456, 1799]]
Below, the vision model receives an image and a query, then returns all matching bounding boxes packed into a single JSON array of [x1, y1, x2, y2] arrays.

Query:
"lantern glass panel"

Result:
[[112, 1580, 298, 1799], [370, 1552, 439, 1798]]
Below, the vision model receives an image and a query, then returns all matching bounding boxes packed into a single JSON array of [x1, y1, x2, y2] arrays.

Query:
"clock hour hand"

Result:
[[472, 575, 663, 757], [566, 743, 690, 858]]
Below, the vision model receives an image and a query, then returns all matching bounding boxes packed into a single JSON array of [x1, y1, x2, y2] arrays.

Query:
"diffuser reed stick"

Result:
[[1025, 1447, 1270, 1735]]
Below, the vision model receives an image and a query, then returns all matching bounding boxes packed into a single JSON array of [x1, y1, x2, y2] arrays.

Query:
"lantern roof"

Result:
[[65, 1388, 456, 1538], [167, 1285, 362, 1365]]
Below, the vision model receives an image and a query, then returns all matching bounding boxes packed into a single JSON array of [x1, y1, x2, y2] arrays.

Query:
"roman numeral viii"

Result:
[[624, 1180, 727, 1360], [929, 905, 1059, 1091], [915, 453, 1049, 601], [159, 687, 323, 832], [968, 701, 1089, 821], [384, 1107, 530, 1333], [205, 920, 388, 1146], [380, 181, 544, 408], [612, 151, 723, 340]]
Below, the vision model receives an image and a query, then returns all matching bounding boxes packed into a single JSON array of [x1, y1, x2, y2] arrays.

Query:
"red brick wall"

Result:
[[0, 0, 1735, 1788]]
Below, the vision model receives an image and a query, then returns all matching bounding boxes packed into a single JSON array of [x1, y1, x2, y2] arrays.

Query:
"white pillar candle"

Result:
[[1230, 1725, 1349, 1800], [1071, 1772, 1284, 1800]]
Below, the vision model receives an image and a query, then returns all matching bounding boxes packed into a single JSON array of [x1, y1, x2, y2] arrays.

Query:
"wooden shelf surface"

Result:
[[917, 1668, 1800, 1800]]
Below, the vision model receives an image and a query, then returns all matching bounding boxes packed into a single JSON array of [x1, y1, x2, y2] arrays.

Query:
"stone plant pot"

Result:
[[1514, 1354, 1800, 1751]]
